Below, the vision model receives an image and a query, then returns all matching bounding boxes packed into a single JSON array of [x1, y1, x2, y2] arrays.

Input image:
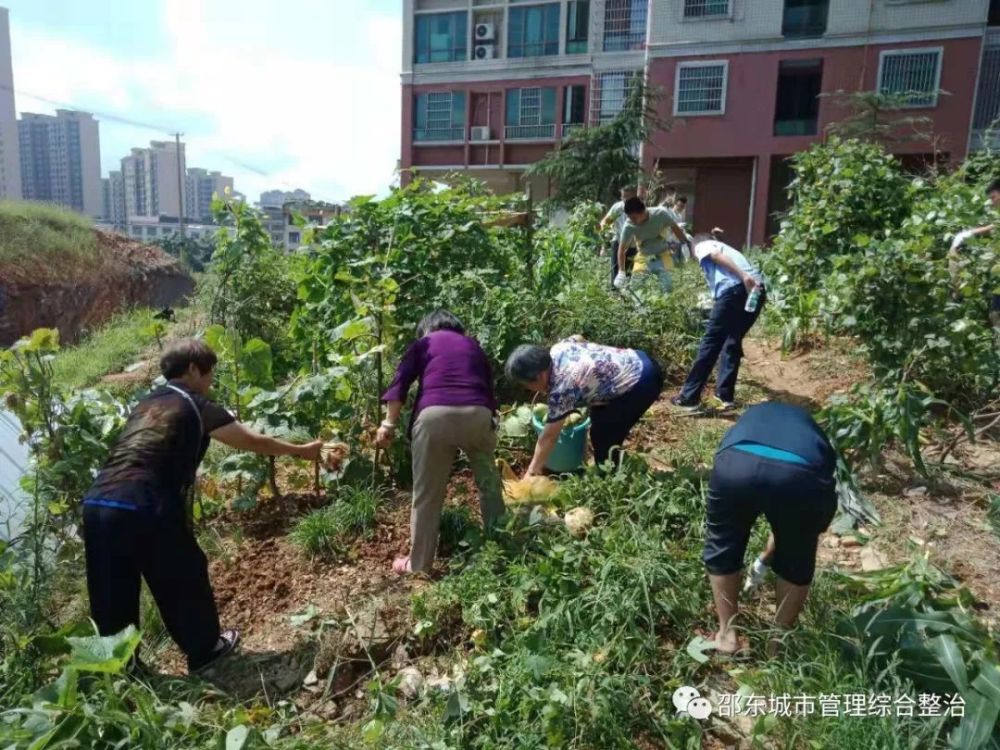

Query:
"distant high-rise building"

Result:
[[121, 140, 186, 219], [18, 110, 102, 217], [102, 170, 125, 228], [185, 168, 233, 222], [0, 7, 21, 199], [259, 188, 310, 208]]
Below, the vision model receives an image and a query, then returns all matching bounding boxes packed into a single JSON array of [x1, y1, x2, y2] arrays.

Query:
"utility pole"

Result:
[[172, 132, 185, 239]]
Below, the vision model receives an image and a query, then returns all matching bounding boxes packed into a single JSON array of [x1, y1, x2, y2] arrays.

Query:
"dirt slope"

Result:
[[0, 231, 193, 346]]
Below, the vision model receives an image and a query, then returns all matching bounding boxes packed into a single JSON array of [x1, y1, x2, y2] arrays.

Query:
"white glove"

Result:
[[613, 271, 628, 290], [951, 229, 974, 251]]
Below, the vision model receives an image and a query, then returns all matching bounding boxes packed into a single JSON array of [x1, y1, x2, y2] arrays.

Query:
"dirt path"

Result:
[[740, 336, 1000, 622]]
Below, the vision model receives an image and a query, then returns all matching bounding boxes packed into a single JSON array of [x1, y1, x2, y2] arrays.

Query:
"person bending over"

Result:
[[83, 339, 322, 673], [377, 310, 505, 574], [703, 402, 837, 656], [671, 234, 764, 412], [505, 339, 663, 474], [616, 197, 690, 294]]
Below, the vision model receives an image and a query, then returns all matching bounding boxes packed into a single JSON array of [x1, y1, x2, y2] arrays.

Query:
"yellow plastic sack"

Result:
[[497, 459, 561, 505]]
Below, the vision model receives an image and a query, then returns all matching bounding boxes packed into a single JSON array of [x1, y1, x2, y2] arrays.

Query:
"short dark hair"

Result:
[[623, 196, 646, 215], [417, 309, 465, 338], [505, 344, 552, 384], [160, 338, 218, 379], [988, 178, 1000, 194], [674, 195, 688, 205]]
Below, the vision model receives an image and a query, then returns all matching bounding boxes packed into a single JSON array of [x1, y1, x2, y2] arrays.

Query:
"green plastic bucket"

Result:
[[532, 412, 591, 473]]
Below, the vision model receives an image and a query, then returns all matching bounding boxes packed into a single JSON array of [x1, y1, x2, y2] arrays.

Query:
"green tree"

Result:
[[822, 90, 940, 147], [527, 76, 664, 208]]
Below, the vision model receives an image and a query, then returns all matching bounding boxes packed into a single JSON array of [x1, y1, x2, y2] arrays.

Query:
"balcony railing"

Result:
[[559, 123, 585, 139], [504, 124, 556, 140], [413, 127, 464, 143]]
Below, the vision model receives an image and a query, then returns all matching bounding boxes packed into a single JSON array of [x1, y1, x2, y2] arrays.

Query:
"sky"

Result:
[[5, 0, 402, 204]]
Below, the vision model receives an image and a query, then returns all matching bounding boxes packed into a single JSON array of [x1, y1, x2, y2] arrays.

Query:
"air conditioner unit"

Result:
[[474, 44, 497, 60], [470, 126, 492, 142], [474, 22, 496, 42]]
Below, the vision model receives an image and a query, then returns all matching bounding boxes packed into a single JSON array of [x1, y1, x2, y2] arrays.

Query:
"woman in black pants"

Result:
[[505, 338, 664, 475], [82, 339, 323, 673], [702, 402, 837, 656]]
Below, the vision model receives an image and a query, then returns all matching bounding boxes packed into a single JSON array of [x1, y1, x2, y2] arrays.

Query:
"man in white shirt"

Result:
[[598, 186, 638, 287], [666, 195, 689, 266]]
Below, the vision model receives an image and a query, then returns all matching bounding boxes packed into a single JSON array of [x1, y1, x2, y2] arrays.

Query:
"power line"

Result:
[[2, 82, 342, 202]]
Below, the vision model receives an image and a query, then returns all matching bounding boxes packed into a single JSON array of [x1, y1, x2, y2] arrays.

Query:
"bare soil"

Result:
[[148, 333, 1000, 734]]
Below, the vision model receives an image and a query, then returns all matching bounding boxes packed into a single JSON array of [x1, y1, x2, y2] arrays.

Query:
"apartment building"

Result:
[[185, 168, 234, 222], [401, 0, 1000, 246], [121, 140, 186, 220], [102, 170, 126, 228], [18, 110, 102, 218], [0, 7, 19, 201]]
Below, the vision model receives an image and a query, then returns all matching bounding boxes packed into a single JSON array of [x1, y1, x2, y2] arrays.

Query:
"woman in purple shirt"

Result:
[[376, 310, 505, 574]]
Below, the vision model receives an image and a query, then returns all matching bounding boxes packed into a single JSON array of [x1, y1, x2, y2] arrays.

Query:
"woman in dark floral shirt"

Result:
[[505, 338, 664, 474]]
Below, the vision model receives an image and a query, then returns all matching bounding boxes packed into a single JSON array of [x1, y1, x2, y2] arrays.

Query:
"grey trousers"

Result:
[[409, 405, 505, 572]]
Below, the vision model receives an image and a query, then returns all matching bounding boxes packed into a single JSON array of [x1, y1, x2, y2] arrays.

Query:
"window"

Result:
[[991, 0, 1000, 25], [674, 62, 728, 115], [505, 87, 557, 138], [594, 70, 641, 123], [782, 0, 828, 38], [414, 92, 466, 141], [566, 0, 589, 54], [878, 48, 942, 108], [603, 0, 647, 52], [413, 11, 468, 63], [508, 4, 560, 58], [974, 44, 1000, 129], [683, 0, 730, 18], [774, 59, 823, 136], [563, 85, 587, 124]]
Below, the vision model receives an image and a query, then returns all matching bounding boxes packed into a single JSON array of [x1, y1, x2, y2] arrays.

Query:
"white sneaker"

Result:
[[744, 557, 769, 593]]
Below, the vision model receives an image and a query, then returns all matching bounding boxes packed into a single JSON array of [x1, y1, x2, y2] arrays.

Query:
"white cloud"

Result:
[[9, 2, 402, 203]]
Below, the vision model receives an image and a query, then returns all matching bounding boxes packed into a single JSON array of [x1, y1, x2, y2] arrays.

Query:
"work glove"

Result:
[[951, 229, 974, 251], [613, 271, 628, 290]]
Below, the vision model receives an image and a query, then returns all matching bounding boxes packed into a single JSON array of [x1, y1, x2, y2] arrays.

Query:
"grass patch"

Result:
[[0, 201, 101, 278], [290, 484, 383, 559], [50, 309, 161, 390]]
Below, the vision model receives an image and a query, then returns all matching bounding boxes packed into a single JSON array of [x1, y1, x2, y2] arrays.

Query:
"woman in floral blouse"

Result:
[[505, 339, 664, 474]]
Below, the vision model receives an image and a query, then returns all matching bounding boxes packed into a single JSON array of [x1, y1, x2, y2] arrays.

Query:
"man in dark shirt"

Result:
[[702, 402, 837, 656], [83, 338, 322, 672]]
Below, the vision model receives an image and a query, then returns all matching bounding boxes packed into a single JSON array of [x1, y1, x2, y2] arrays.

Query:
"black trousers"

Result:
[[590, 354, 665, 468], [703, 449, 836, 586], [680, 285, 764, 404], [83, 504, 221, 671]]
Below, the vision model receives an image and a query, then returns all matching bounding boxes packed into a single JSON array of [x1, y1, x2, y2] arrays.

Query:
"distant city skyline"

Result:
[[3, 0, 401, 203]]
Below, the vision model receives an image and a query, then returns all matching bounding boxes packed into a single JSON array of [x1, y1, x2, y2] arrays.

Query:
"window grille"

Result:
[[683, 0, 729, 18], [878, 49, 942, 108], [675, 63, 727, 115]]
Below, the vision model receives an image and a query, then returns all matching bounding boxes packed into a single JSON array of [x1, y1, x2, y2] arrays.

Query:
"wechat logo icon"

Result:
[[673, 686, 713, 720]]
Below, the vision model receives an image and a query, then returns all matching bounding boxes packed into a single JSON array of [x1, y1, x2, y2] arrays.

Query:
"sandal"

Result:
[[707, 631, 750, 658], [190, 629, 241, 673], [392, 556, 412, 574]]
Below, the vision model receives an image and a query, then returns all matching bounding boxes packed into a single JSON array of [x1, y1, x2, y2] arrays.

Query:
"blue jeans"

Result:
[[679, 284, 763, 403]]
